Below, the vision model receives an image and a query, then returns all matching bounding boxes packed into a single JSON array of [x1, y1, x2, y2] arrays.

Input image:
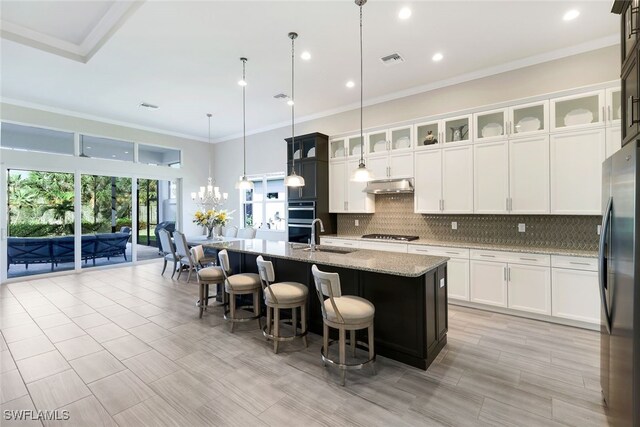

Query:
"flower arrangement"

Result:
[[193, 209, 233, 239]]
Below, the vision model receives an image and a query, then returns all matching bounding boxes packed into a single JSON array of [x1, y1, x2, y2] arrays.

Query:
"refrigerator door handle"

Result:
[[599, 196, 613, 334]]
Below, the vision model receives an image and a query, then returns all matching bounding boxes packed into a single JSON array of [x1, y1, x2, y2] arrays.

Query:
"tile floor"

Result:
[[0, 261, 608, 426]]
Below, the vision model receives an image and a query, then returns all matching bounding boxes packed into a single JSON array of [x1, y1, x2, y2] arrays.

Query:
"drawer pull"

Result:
[[480, 254, 495, 258], [520, 257, 538, 261], [569, 261, 590, 266], [445, 251, 459, 255], [414, 248, 429, 252]]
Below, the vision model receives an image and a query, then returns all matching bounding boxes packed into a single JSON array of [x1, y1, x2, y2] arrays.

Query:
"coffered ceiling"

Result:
[[0, 1, 619, 143]]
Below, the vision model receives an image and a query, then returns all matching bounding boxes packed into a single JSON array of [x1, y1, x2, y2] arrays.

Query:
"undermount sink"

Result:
[[302, 246, 357, 254]]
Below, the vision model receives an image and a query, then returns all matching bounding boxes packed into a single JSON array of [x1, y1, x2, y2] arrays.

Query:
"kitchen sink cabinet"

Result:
[[550, 128, 606, 214]]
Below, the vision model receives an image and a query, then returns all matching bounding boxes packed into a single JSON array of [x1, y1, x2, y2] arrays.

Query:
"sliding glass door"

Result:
[[80, 174, 132, 269], [135, 178, 177, 261], [6, 169, 75, 278]]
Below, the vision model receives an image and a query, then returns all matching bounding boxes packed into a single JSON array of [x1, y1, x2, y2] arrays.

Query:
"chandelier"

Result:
[[191, 113, 228, 210]]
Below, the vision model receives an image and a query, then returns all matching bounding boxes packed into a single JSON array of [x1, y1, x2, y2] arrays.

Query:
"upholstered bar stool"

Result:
[[256, 256, 308, 353], [191, 246, 226, 318], [311, 265, 376, 386], [218, 249, 261, 332]]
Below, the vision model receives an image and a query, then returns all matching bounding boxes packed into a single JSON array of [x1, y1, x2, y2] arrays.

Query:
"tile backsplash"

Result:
[[337, 194, 601, 251]]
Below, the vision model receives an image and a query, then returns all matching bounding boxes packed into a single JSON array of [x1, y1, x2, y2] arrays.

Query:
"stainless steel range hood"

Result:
[[364, 178, 414, 194]]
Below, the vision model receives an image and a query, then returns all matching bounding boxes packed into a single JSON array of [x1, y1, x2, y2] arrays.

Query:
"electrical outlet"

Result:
[[518, 223, 526, 233], [597, 225, 601, 235], [451, 221, 457, 230], [355, 219, 359, 226]]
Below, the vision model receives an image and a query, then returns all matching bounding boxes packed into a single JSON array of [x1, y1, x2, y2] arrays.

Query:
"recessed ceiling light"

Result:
[[86, 146, 92, 149], [301, 51, 311, 60], [432, 52, 443, 62], [238, 79, 247, 86], [398, 7, 412, 20], [112, 155, 116, 158], [563, 9, 579, 21], [287, 100, 294, 106], [139, 102, 159, 110], [124, 151, 129, 154], [346, 80, 355, 88]]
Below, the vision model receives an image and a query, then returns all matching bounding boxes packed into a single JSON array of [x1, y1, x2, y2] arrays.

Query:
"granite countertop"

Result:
[[197, 239, 448, 278], [322, 235, 598, 258]]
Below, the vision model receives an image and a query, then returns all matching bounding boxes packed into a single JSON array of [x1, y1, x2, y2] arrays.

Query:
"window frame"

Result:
[[240, 172, 286, 232]]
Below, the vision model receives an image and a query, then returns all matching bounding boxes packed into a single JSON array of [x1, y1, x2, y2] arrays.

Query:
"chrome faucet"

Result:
[[309, 218, 325, 252]]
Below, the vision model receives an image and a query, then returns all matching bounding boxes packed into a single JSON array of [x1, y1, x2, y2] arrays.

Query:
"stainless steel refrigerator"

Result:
[[601, 140, 640, 427]]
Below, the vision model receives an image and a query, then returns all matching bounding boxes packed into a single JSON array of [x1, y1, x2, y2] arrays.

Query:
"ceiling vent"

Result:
[[139, 102, 159, 109], [273, 93, 288, 99], [380, 53, 404, 66]]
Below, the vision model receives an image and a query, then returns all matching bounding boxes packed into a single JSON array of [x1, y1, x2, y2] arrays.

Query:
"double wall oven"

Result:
[[287, 201, 316, 243]]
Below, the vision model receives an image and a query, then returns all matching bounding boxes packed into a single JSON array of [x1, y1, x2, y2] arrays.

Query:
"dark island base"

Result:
[[224, 251, 448, 371]]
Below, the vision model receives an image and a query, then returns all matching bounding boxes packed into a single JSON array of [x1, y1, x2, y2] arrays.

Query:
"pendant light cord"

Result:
[[207, 113, 212, 178], [359, 2, 364, 166], [242, 59, 247, 178], [291, 34, 296, 173]]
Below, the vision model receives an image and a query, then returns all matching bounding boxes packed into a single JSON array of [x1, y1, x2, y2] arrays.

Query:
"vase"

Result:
[[207, 226, 215, 239]]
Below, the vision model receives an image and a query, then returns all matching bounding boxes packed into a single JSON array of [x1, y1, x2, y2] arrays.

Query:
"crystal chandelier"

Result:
[[191, 113, 228, 209]]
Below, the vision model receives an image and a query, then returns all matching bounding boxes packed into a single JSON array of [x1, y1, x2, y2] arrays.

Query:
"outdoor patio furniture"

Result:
[[7, 237, 52, 271]]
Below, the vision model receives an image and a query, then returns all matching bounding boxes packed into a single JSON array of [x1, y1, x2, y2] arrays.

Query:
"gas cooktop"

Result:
[[361, 234, 420, 242]]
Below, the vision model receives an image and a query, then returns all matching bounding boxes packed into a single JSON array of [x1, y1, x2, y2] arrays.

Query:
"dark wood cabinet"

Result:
[[615, 1, 640, 147], [286, 161, 317, 200]]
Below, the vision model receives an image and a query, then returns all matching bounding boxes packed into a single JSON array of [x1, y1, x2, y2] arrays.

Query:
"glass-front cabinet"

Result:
[[367, 130, 388, 156], [415, 120, 440, 149], [550, 90, 605, 132], [347, 135, 364, 159], [510, 100, 548, 137], [329, 138, 346, 161], [474, 108, 507, 142], [443, 115, 472, 144], [389, 125, 413, 151], [606, 87, 622, 126]]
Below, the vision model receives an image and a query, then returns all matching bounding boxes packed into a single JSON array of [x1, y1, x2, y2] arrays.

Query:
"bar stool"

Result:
[[218, 249, 261, 332], [191, 246, 226, 318], [256, 256, 308, 353], [311, 265, 375, 386]]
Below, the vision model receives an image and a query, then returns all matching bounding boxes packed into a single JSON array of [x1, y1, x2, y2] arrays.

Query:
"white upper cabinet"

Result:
[[329, 161, 347, 213], [365, 126, 413, 179], [509, 135, 550, 214], [389, 125, 413, 152], [346, 158, 375, 213], [414, 120, 441, 150], [442, 145, 474, 213], [550, 128, 606, 215], [347, 135, 365, 159], [509, 100, 549, 137], [443, 114, 473, 145], [474, 108, 507, 142], [329, 138, 346, 161], [606, 87, 622, 126], [414, 149, 443, 213], [366, 130, 388, 157], [550, 90, 605, 132], [474, 140, 509, 213]]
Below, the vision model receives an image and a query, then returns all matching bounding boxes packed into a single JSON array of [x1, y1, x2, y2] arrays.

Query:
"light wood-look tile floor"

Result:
[[0, 262, 608, 426]]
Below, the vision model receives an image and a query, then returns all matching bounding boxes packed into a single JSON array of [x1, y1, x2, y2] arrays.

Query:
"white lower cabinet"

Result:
[[507, 264, 551, 315], [447, 258, 470, 301], [552, 267, 600, 323], [319, 237, 359, 249], [470, 260, 508, 307]]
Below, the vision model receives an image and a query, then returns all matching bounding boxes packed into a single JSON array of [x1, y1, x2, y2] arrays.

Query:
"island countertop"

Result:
[[194, 238, 448, 278]]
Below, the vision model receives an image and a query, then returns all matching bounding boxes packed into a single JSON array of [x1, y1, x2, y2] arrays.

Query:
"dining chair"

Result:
[[224, 226, 238, 238], [173, 230, 197, 282], [158, 229, 178, 278], [237, 227, 256, 239]]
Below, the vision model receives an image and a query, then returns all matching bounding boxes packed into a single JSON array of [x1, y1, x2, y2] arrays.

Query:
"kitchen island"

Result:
[[199, 238, 449, 370]]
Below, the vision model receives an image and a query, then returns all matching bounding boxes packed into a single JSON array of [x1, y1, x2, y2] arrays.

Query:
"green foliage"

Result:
[[9, 222, 111, 237]]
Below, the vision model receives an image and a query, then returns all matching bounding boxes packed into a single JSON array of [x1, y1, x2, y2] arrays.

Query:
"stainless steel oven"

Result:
[[287, 201, 316, 243]]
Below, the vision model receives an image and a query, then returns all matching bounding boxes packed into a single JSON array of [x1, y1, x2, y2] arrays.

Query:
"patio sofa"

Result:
[[7, 232, 130, 271]]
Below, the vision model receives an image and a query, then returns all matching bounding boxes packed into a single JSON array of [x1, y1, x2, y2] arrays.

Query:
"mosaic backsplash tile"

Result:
[[337, 194, 601, 251]]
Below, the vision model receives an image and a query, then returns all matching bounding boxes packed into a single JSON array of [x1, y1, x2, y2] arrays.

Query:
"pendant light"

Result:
[[350, 0, 374, 182], [284, 32, 305, 187], [236, 57, 254, 191]]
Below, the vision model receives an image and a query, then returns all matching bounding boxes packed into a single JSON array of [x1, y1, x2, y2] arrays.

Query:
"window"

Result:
[[138, 144, 181, 167], [80, 135, 134, 162], [1, 123, 74, 155], [241, 174, 286, 231]]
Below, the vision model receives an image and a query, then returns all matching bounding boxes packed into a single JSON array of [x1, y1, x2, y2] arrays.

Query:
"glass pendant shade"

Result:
[[235, 175, 254, 190], [284, 171, 305, 187], [350, 162, 375, 182]]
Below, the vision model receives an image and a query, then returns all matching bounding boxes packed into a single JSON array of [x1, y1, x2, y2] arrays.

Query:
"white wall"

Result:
[[0, 103, 213, 236], [212, 46, 620, 227]]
